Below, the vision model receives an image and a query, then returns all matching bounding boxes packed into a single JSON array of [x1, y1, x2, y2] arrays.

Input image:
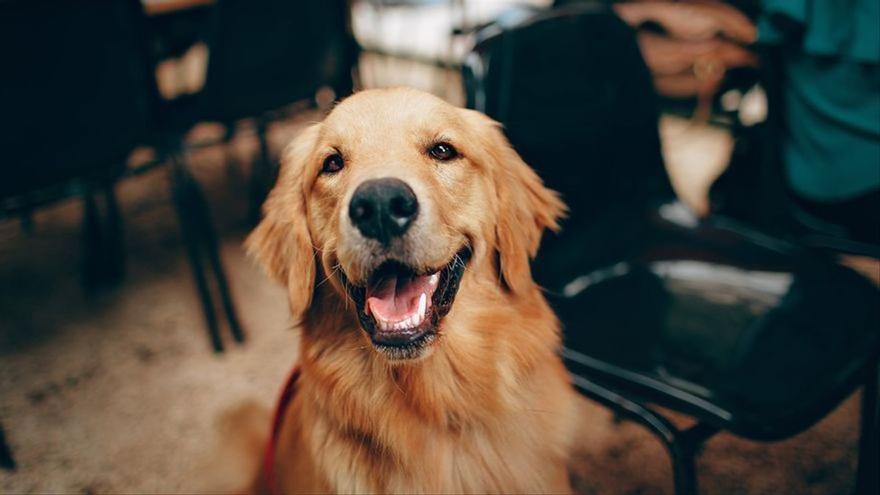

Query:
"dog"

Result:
[[246, 87, 579, 494]]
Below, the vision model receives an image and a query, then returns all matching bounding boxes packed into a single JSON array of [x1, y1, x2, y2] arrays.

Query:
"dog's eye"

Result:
[[428, 142, 458, 161], [321, 153, 344, 174]]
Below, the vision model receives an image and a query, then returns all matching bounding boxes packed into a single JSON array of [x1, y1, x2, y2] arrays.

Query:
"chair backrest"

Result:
[[199, 0, 356, 122], [465, 4, 674, 227], [0, 0, 156, 200]]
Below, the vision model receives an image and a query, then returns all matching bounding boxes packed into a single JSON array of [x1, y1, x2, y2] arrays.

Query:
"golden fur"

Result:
[[246, 88, 578, 494]]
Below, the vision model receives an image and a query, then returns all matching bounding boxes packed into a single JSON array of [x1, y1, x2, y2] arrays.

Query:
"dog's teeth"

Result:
[[376, 310, 426, 331], [418, 293, 427, 320], [429, 273, 440, 287]]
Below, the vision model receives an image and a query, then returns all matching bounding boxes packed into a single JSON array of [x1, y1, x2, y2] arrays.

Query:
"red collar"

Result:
[[264, 365, 301, 494]]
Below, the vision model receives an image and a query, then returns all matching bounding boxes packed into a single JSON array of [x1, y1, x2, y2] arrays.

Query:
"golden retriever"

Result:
[[246, 87, 578, 494]]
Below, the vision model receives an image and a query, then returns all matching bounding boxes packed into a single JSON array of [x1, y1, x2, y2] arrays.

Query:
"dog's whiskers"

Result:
[[316, 263, 341, 289]]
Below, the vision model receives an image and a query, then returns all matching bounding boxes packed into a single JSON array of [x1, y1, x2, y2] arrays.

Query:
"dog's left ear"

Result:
[[462, 110, 567, 294], [246, 124, 321, 323]]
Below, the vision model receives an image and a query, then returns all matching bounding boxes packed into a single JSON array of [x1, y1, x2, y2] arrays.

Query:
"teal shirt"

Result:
[[759, 0, 880, 201]]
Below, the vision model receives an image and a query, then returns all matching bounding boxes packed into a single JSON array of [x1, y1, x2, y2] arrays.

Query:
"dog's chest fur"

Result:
[[270, 286, 577, 494], [273, 346, 575, 491], [276, 357, 575, 494]]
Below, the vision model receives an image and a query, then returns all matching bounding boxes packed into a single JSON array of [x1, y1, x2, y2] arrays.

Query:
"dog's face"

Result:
[[248, 88, 564, 362]]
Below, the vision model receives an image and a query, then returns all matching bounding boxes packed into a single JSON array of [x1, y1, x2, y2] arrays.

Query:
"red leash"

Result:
[[263, 365, 301, 493]]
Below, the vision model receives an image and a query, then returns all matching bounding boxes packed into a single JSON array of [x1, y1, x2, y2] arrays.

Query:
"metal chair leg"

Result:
[[170, 155, 224, 352], [102, 181, 124, 285], [0, 423, 15, 471], [169, 152, 246, 351], [668, 423, 718, 495], [205, 242, 245, 344], [82, 182, 125, 290], [181, 228, 224, 353], [194, 189, 245, 344], [856, 363, 879, 495], [568, 372, 719, 495], [669, 441, 698, 495]]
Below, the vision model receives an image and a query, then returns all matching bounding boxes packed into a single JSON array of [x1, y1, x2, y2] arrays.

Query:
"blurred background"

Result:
[[0, 0, 877, 493]]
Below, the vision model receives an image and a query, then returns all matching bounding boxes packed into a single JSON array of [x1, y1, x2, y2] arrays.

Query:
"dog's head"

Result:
[[247, 88, 565, 362]]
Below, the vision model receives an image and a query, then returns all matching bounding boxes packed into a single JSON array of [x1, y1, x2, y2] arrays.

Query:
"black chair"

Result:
[[137, 0, 359, 351], [0, 0, 156, 289], [161, 0, 358, 222], [145, 0, 358, 351], [0, 0, 158, 472], [0, 0, 245, 353], [464, 5, 880, 494]]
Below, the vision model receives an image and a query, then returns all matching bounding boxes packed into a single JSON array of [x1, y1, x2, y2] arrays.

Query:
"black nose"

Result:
[[349, 178, 419, 244]]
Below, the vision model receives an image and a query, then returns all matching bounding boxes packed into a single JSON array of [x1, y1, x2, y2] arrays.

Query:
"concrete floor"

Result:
[[0, 89, 867, 494]]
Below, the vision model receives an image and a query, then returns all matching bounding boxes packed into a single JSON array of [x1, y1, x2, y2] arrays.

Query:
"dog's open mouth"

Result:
[[347, 247, 471, 360]]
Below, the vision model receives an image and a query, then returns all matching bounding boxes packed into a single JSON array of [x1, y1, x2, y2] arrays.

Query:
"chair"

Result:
[[0, 0, 247, 353], [146, 0, 358, 351], [162, 0, 358, 222], [0, 0, 157, 471], [141, 0, 358, 351], [464, 5, 880, 494], [0, 0, 156, 288]]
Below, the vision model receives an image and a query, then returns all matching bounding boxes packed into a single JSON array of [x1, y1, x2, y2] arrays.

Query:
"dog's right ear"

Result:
[[460, 110, 566, 295], [246, 124, 320, 322]]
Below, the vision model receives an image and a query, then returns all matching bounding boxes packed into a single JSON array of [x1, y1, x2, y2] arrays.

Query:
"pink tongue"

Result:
[[366, 273, 432, 321]]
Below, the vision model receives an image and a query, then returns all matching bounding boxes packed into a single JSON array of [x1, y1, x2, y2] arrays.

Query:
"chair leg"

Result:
[[669, 441, 698, 495], [82, 188, 103, 290], [194, 192, 245, 344], [181, 226, 223, 353], [205, 243, 245, 344], [856, 363, 879, 495], [170, 155, 224, 352], [102, 181, 124, 285], [169, 152, 246, 351], [0, 422, 14, 471], [567, 374, 719, 495], [668, 423, 718, 495], [82, 182, 125, 290]]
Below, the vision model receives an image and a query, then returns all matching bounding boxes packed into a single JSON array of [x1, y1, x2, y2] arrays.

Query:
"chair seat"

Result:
[[552, 201, 880, 441]]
